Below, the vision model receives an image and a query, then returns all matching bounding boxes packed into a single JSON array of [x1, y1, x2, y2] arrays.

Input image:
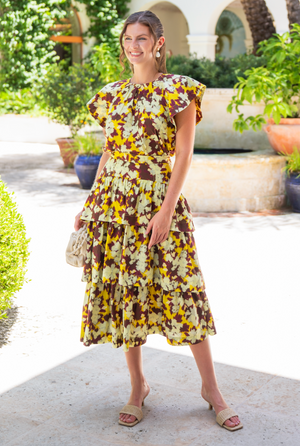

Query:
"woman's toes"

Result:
[[119, 413, 137, 424], [127, 415, 137, 423], [224, 416, 240, 427], [224, 418, 236, 427], [231, 416, 240, 425]]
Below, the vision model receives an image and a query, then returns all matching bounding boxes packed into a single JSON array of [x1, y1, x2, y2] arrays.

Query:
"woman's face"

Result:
[[123, 23, 163, 67]]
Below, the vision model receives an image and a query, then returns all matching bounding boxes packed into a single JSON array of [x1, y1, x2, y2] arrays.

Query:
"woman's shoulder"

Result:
[[160, 73, 206, 91], [98, 79, 129, 95]]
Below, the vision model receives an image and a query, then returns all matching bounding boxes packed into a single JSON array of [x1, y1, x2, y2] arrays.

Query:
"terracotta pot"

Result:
[[56, 138, 77, 167], [264, 118, 300, 155]]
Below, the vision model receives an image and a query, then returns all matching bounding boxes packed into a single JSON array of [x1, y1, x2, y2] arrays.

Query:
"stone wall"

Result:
[[195, 88, 270, 151]]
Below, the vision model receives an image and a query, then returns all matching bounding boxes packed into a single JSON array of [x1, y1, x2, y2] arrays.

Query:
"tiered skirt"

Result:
[[80, 152, 216, 352]]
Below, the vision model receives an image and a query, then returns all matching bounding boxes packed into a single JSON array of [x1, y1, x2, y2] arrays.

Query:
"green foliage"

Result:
[[39, 63, 100, 137], [0, 178, 30, 318], [280, 147, 300, 178], [228, 24, 300, 133], [79, 0, 130, 45], [73, 133, 104, 156], [90, 20, 131, 84], [0, 0, 71, 91], [0, 88, 46, 116], [166, 53, 266, 89], [0, 0, 129, 109]]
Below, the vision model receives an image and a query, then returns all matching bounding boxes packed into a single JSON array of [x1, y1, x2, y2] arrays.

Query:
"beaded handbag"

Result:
[[66, 224, 88, 267]]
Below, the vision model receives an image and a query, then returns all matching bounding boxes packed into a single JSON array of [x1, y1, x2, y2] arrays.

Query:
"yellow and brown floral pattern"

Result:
[[80, 73, 216, 352]]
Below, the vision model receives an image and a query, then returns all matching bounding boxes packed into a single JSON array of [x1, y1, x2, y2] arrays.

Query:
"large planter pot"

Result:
[[285, 173, 300, 213], [56, 138, 77, 167], [264, 118, 300, 155], [74, 155, 101, 189]]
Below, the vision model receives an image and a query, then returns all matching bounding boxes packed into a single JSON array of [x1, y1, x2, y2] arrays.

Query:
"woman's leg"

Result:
[[119, 345, 150, 424], [190, 338, 241, 428]]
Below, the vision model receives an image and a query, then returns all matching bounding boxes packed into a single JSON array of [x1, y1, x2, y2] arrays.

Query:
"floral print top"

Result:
[[81, 73, 206, 233], [87, 73, 206, 157]]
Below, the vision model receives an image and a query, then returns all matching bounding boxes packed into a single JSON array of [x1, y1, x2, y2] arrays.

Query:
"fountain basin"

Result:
[[178, 149, 286, 212]]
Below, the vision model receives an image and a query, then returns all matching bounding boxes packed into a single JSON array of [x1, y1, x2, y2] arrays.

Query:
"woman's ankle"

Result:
[[130, 374, 148, 388]]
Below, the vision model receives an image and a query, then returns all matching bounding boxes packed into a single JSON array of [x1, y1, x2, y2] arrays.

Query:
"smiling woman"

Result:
[[73, 9, 243, 432], [119, 14, 166, 84]]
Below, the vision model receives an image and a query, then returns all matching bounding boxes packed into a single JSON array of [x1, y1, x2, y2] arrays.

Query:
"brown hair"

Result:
[[119, 10, 167, 75]]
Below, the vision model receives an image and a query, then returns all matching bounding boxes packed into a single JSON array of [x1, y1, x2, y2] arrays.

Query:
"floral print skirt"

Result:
[[80, 219, 217, 352]]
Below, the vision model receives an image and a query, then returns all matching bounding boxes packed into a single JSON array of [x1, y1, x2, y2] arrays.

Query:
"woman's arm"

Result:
[[74, 147, 111, 231], [146, 99, 196, 248], [95, 151, 111, 179]]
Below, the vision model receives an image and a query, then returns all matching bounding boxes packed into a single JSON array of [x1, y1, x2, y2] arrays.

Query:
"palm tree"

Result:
[[241, 0, 276, 54], [285, 0, 300, 29]]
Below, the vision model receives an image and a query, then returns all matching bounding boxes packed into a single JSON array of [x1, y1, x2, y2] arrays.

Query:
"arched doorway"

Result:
[[149, 1, 189, 56], [215, 0, 252, 57], [50, 8, 83, 65], [216, 10, 246, 57]]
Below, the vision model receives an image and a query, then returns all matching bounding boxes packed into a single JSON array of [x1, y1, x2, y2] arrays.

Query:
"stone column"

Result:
[[186, 34, 218, 60]]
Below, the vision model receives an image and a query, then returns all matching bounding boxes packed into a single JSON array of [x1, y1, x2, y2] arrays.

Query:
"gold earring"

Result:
[[156, 48, 161, 58]]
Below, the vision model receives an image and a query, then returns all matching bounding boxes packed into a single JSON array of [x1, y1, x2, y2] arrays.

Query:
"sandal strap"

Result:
[[119, 404, 143, 421], [216, 408, 238, 427]]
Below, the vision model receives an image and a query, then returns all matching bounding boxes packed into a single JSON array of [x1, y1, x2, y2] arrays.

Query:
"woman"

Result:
[[74, 10, 242, 432]]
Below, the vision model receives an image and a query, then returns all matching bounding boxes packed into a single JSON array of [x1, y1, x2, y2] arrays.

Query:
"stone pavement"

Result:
[[0, 141, 299, 446]]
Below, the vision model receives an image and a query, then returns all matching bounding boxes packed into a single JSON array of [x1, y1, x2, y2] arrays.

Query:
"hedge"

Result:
[[0, 178, 30, 318]]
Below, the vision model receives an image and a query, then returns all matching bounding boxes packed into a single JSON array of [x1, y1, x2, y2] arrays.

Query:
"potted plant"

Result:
[[39, 63, 100, 167], [72, 133, 104, 189], [280, 147, 300, 212], [227, 24, 300, 154]]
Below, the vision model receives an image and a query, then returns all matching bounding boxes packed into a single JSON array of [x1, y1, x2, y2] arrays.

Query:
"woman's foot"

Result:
[[201, 386, 241, 428], [119, 379, 150, 425]]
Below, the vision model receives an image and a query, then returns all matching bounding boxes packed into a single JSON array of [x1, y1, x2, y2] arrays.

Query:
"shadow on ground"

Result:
[[0, 307, 19, 349], [0, 343, 299, 446]]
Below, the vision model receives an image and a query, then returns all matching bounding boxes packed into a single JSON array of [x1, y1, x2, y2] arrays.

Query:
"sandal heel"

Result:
[[208, 403, 213, 410]]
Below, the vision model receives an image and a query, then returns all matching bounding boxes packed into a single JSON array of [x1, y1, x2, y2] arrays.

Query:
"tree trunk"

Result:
[[241, 0, 276, 54], [285, 0, 300, 29]]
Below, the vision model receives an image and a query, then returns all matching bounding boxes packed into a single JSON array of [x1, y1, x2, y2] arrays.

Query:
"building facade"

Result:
[[72, 0, 290, 62]]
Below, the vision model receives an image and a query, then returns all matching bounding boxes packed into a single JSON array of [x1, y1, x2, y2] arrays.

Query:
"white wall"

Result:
[[150, 2, 189, 56]]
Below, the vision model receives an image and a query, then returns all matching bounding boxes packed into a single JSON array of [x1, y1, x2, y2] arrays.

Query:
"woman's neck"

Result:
[[130, 65, 162, 84]]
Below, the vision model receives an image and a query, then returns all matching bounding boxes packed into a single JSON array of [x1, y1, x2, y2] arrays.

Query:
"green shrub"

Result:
[[0, 88, 46, 116], [0, 178, 30, 318], [80, 0, 130, 45], [0, 0, 130, 92], [280, 147, 300, 178], [166, 53, 266, 88], [73, 133, 104, 156], [0, 0, 71, 91], [39, 63, 100, 137], [90, 20, 131, 85], [228, 24, 300, 133]]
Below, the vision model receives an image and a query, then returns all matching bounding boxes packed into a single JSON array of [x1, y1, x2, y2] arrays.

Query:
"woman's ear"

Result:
[[158, 36, 165, 48]]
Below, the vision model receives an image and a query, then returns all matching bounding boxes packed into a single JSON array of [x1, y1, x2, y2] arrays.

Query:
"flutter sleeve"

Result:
[[86, 85, 114, 129], [167, 75, 206, 126]]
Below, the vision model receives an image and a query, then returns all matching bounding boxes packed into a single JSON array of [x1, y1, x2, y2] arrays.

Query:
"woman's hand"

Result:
[[146, 208, 173, 249], [74, 210, 84, 231]]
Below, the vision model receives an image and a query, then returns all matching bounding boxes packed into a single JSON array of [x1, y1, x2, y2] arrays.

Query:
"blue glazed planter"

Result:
[[285, 173, 300, 213], [74, 155, 101, 189]]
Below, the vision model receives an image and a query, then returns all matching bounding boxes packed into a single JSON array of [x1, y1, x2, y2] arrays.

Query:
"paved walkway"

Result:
[[0, 142, 299, 446]]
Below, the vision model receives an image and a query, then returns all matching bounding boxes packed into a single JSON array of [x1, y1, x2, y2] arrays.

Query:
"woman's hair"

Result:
[[119, 10, 167, 75]]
